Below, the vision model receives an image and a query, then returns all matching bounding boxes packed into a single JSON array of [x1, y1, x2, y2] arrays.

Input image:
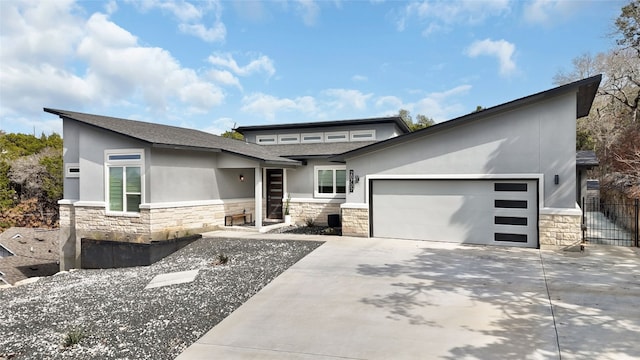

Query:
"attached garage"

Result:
[[370, 179, 539, 248], [335, 75, 601, 248]]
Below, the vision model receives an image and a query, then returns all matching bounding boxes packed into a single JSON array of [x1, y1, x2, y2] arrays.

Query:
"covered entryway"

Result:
[[370, 179, 538, 247]]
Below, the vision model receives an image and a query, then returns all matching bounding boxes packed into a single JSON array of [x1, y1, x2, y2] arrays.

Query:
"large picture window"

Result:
[[315, 166, 346, 198], [105, 150, 144, 213]]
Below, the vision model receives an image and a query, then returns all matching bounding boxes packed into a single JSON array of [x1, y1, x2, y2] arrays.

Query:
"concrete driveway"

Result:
[[177, 235, 640, 360]]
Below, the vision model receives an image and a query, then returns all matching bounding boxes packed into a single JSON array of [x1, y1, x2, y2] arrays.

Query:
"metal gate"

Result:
[[582, 197, 640, 247]]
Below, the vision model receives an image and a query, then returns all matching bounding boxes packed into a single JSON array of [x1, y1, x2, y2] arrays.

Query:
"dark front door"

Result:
[[266, 169, 283, 219]]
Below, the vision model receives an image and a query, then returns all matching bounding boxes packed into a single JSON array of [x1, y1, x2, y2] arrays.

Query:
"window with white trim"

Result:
[[301, 133, 324, 143], [278, 134, 300, 144], [105, 150, 144, 213], [350, 130, 376, 141], [324, 131, 348, 142], [65, 163, 80, 178], [256, 135, 277, 145], [314, 165, 346, 198]]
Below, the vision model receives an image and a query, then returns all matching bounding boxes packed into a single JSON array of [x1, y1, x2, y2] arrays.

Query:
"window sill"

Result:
[[105, 211, 141, 218], [314, 193, 346, 199]]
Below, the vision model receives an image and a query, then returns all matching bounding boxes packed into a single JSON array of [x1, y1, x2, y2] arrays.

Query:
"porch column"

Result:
[[255, 166, 263, 229]]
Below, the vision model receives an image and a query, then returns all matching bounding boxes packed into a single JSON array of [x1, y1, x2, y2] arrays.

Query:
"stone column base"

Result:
[[341, 205, 369, 237], [539, 208, 582, 248]]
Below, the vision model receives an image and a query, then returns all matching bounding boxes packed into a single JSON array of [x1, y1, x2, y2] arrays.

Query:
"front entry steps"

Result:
[[224, 219, 288, 233]]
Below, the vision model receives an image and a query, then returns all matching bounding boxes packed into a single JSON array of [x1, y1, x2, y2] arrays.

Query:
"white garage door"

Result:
[[371, 179, 538, 247]]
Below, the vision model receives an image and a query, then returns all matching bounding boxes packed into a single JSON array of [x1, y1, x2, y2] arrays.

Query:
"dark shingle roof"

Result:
[[332, 75, 602, 162], [44, 108, 300, 166], [577, 150, 599, 167], [0, 228, 59, 285], [235, 116, 411, 134]]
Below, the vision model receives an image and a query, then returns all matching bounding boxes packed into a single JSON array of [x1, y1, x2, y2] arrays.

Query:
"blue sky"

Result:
[[0, 0, 625, 136]]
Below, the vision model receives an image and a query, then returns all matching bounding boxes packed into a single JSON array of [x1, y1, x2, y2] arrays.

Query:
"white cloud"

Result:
[[295, 0, 320, 26], [395, 0, 510, 35], [352, 75, 368, 82], [0, 0, 84, 66], [466, 38, 516, 77], [132, 0, 202, 22], [104, 0, 118, 15], [202, 116, 236, 135], [241, 93, 317, 120], [179, 22, 226, 43], [523, 0, 582, 26], [413, 85, 472, 121], [322, 89, 373, 111], [129, 0, 226, 42], [208, 53, 275, 77], [208, 69, 242, 89], [0, 2, 225, 121], [375, 85, 471, 122], [375, 96, 403, 109]]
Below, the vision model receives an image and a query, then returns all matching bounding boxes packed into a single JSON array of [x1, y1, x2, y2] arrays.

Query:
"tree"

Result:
[[398, 109, 434, 131], [221, 130, 244, 140], [615, 0, 640, 54], [0, 133, 63, 229], [553, 0, 640, 184]]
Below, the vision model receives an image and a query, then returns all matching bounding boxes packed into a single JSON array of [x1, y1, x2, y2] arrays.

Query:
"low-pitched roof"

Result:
[[44, 109, 300, 166], [577, 150, 599, 168], [331, 75, 602, 162], [0, 228, 59, 285], [235, 116, 411, 134]]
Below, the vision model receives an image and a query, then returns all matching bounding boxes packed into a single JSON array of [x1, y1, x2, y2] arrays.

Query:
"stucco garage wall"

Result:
[[346, 93, 577, 210]]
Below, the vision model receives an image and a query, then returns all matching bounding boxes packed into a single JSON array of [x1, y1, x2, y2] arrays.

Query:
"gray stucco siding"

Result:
[[62, 119, 80, 200], [285, 159, 343, 199], [76, 122, 148, 203], [243, 122, 401, 144], [216, 168, 255, 200], [345, 92, 577, 209], [149, 149, 218, 202]]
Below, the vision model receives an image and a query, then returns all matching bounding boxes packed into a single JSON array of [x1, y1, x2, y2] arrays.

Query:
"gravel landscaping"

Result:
[[0, 237, 323, 360]]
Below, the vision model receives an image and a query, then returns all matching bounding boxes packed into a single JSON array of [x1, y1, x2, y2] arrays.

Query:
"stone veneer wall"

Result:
[[73, 199, 256, 243], [539, 212, 582, 247], [289, 200, 342, 226], [341, 207, 369, 237], [58, 203, 76, 270], [74, 205, 151, 242]]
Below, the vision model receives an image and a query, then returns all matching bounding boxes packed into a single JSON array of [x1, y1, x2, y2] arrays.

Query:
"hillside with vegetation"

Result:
[[0, 132, 63, 231]]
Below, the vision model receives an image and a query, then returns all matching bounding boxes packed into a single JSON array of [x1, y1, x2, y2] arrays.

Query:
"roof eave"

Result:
[[151, 143, 222, 153], [331, 75, 603, 162]]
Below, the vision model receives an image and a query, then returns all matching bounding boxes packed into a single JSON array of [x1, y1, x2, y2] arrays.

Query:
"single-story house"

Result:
[[47, 74, 601, 270]]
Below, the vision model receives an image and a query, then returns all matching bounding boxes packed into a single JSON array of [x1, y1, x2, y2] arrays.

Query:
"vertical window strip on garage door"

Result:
[[493, 182, 530, 243]]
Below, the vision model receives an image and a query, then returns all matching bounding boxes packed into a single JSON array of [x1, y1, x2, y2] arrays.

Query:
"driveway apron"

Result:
[[177, 237, 558, 359]]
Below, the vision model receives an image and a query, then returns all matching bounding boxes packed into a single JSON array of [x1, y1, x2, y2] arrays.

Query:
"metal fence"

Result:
[[582, 197, 640, 247]]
